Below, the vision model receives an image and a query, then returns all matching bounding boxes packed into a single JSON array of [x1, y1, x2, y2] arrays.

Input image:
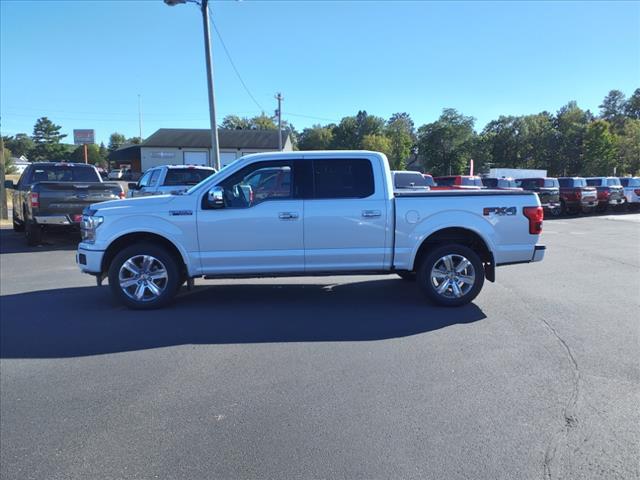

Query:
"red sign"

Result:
[[73, 129, 95, 145]]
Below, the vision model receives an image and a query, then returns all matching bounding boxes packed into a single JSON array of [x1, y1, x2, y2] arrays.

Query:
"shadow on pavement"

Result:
[[0, 279, 486, 358], [0, 227, 80, 254]]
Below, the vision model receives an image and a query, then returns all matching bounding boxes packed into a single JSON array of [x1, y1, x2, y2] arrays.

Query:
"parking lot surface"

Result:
[[1, 214, 639, 480]]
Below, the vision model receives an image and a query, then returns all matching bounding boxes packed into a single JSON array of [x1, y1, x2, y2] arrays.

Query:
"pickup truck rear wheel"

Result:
[[417, 244, 484, 307], [108, 243, 180, 309]]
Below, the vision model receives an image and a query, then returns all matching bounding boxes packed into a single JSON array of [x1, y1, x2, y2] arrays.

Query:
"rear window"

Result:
[[559, 178, 586, 188], [586, 179, 601, 186], [434, 177, 455, 186], [313, 159, 374, 198], [394, 172, 429, 188], [518, 178, 542, 190], [606, 178, 621, 186], [163, 168, 215, 186], [481, 178, 498, 188], [461, 177, 483, 187], [544, 179, 559, 188], [28, 165, 100, 183]]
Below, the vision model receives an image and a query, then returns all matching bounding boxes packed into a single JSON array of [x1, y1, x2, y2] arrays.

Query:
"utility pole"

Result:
[[201, 0, 220, 169], [275, 92, 283, 151], [138, 94, 143, 141], [164, 0, 220, 170], [0, 131, 7, 220]]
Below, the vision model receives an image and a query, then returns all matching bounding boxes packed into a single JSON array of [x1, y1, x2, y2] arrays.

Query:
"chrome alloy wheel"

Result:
[[430, 254, 476, 299], [118, 255, 169, 302]]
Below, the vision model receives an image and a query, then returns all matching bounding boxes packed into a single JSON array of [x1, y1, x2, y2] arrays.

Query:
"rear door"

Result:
[[303, 157, 389, 271]]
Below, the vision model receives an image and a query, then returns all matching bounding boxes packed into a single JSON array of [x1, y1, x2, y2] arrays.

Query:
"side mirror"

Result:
[[207, 186, 225, 208], [128, 182, 139, 190], [4, 180, 15, 189]]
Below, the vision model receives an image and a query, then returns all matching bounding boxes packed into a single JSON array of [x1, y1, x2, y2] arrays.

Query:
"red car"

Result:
[[432, 175, 484, 190]]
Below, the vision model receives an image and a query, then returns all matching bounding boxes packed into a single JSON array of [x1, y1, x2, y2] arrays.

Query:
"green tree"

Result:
[[251, 113, 277, 130], [554, 101, 590, 175], [31, 117, 68, 161], [599, 90, 627, 131], [298, 125, 334, 150], [221, 115, 253, 130], [624, 88, 640, 120], [331, 116, 359, 149], [2, 133, 34, 158], [361, 134, 392, 159], [583, 119, 617, 175], [127, 136, 142, 144], [70, 144, 107, 167], [616, 119, 640, 175], [385, 113, 415, 170], [2, 144, 16, 174], [416, 109, 476, 176], [108, 132, 127, 151]]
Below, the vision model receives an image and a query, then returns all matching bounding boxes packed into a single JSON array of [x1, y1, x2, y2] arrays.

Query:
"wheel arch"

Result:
[[411, 227, 495, 282], [101, 232, 189, 279]]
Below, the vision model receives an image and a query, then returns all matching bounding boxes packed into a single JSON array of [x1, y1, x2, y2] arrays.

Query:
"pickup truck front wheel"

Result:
[[417, 244, 484, 307], [108, 243, 180, 309]]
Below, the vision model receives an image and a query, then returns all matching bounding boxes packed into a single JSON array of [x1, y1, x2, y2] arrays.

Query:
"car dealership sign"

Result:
[[73, 129, 95, 145]]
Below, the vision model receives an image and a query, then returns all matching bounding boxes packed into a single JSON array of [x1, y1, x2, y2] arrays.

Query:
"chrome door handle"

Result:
[[279, 212, 299, 220], [362, 210, 381, 218]]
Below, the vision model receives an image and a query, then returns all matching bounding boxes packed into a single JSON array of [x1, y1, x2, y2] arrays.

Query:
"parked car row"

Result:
[[391, 171, 639, 216]]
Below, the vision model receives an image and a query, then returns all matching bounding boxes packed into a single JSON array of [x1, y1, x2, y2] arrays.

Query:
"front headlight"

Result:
[[80, 214, 104, 243]]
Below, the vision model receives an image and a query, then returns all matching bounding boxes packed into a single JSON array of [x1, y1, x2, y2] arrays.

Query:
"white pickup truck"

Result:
[[77, 151, 545, 309]]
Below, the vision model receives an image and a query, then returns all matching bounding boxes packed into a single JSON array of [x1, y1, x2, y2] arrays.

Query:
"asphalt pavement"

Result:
[[1, 214, 639, 480]]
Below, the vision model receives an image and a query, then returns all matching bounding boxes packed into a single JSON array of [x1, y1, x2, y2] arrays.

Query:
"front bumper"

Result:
[[77, 245, 104, 274], [532, 245, 546, 263]]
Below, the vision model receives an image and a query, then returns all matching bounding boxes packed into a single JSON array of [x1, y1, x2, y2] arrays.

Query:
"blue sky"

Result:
[[1, 0, 639, 145]]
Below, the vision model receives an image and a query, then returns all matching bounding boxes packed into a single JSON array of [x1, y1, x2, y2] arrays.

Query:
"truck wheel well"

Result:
[[101, 232, 187, 278], [413, 227, 495, 281]]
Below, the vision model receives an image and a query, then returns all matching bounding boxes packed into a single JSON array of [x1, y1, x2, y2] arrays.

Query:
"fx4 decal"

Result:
[[483, 206, 517, 216]]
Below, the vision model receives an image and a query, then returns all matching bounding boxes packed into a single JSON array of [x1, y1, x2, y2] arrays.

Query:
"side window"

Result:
[[148, 169, 162, 187], [313, 159, 374, 199], [219, 161, 293, 208], [138, 171, 153, 188]]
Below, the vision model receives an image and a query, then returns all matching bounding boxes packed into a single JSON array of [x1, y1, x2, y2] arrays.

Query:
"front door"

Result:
[[197, 160, 304, 275]]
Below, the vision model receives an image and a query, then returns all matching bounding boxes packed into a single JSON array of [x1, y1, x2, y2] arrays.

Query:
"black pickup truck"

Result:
[[5, 162, 124, 245]]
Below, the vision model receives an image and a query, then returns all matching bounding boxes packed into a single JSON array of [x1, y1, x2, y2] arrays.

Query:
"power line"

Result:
[[208, 9, 264, 113]]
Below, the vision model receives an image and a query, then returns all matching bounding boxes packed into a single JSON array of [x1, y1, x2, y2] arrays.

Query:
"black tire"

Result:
[[108, 242, 180, 309], [417, 244, 485, 307], [25, 220, 42, 246], [12, 212, 24, 232], [397, 271, 417, 281]]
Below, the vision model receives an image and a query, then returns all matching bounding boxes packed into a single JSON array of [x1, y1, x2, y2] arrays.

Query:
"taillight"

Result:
[[602, 189, 610, 198], [523, 206, 544, 235], [29, 192, 39, 208], [574, 189, 582, 200], [118, 191, 125, 199]]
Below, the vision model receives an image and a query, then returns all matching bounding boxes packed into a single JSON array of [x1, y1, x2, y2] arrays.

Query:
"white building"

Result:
[[110, 128, 293, 173]]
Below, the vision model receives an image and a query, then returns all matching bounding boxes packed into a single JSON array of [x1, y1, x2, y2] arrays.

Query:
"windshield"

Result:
[[164, 168, 215, 186], [28, 165, 100, 183], [620, 177, 640, 187]]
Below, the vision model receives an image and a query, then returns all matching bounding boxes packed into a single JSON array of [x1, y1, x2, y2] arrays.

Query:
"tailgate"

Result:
[[35, 182, 121, 216], [581, 187, 597, 200]]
